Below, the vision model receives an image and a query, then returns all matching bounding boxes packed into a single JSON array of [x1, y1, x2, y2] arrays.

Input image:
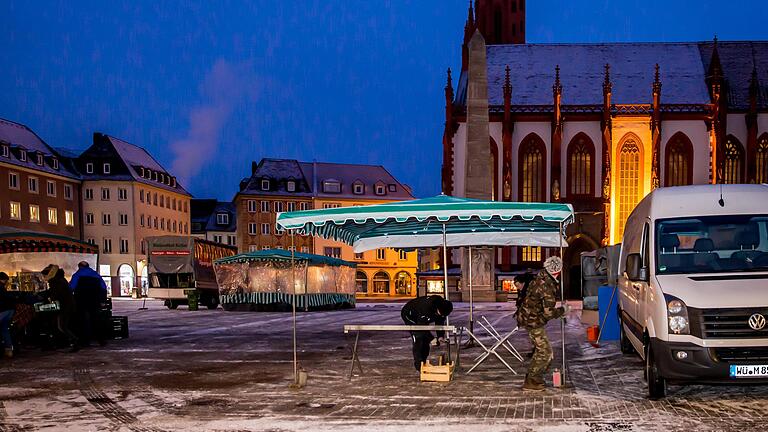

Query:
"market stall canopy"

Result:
[[276, 195, 574, 252], [215, 249, 356, 267]]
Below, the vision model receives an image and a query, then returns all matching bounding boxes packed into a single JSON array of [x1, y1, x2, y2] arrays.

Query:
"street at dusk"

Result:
[[3, 1, 768, 431]]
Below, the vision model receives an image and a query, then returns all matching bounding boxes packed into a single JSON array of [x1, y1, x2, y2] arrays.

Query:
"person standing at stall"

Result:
[[0, 272, 16, 358], [400, 295, 453, 371], [516, 257, 567, 391], [71, 261, 108, 346], [41, 265, 79, 352]]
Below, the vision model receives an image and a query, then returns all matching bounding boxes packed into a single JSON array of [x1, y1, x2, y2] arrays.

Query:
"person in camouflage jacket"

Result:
[[516, 257, 566, 391]]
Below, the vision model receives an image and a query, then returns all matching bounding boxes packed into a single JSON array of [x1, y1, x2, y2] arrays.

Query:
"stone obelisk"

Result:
[[463, 30, 495, 302]]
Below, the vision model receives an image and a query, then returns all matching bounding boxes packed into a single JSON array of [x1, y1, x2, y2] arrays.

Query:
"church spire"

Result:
[[707, 36, 724, 81]]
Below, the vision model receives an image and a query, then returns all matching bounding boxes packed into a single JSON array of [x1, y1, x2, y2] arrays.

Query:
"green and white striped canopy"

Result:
[[276, 195, 574, 252]]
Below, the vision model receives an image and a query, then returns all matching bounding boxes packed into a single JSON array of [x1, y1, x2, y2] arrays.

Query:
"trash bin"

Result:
[[597, 285, 620, 341], [184, 289, 200, 311]]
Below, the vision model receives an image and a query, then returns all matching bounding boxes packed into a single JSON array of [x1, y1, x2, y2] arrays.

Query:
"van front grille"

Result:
[[689, 307, 768, 339], [713, 347, 768, 362]]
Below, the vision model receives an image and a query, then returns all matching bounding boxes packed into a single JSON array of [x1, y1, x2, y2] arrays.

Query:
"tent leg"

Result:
[[442, 223, 451, 361], [559, 221, 566, 386], [469, 246, 473, 334], [291, 230, 299, 387]]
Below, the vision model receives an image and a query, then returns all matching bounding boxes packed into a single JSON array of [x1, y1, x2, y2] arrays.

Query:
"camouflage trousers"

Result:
[[526, 326, 553, 380]]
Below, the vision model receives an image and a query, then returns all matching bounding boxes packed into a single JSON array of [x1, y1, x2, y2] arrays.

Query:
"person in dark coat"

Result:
[[41, 265, 79, 352], [71, 261, 108, 346], [401, 295, 453, 371], [0, 272, 16, 358]]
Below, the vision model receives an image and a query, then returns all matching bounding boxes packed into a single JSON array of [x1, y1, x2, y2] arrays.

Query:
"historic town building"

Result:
[[76, 133, 191, 296], [236, 158, 419, 297], [191, 199, 237, 246], [0, 118, 82, 239], [442, 0, 768, 298]]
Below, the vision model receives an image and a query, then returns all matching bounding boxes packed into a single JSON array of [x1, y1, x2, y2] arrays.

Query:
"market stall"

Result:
[[213, 249, 356, 312], [277, 194, 574, 385], [0, 228, 99, 291]]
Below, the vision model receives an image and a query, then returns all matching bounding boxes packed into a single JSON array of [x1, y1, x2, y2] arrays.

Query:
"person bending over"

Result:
[[401, 295, 453, 371]]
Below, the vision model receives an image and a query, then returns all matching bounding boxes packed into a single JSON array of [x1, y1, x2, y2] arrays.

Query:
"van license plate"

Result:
[[730, 365, 768, 378]]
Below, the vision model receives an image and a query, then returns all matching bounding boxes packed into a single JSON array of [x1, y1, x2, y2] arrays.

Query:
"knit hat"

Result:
[[543, 256, 563, 279]]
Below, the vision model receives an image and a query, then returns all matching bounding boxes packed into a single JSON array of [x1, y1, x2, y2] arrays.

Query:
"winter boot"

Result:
[[522, 376, 545, 392]]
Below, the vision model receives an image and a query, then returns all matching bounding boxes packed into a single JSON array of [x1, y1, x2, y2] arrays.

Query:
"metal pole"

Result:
[[559, 221, 566, 383], [469, 246, 474, 334], [291, 230, 298, 385], [442, 223, 449, 300]]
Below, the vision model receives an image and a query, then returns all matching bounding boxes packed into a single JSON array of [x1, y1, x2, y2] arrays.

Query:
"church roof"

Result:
[[457, 41, 768, 110]]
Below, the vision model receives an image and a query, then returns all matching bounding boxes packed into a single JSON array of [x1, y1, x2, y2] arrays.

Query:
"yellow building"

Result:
[[235, 158, 418, 298]]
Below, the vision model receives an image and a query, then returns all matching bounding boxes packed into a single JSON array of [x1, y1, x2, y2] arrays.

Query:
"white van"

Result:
[[618, 184, 768, 399]]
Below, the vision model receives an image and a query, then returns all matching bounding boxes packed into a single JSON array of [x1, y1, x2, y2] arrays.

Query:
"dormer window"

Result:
[[19, 151, 27, 162], [51, 158, 59, 170], [286, 180, 296, 192], [375, 184, 386, 196], [36, 153, 44, 166], [353, 182, 364, 195], [261, 179, 270, 190], [153, 171, 158, 181], [171, 177, 177, 187], [86, 162, 94, 174], [323, 180, 341, 193], [1, 145, 8, 158], [103, 162, 111, 174], [388, 184, 397, 192], [159, 173, 165, 183], [139, 167, 145, 177], [216, 213, 229, 225]]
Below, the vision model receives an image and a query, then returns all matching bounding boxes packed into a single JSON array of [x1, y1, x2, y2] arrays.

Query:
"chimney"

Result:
[[251, 160, 258, 175]]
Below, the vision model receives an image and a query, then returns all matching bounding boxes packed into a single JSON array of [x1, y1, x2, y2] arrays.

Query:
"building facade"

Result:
[[76, 133, 191, 296], [443, 0, 768, 297], [235, 158, 419, 297], [191, 199, 237, 246], [0, 118, 82, 239]]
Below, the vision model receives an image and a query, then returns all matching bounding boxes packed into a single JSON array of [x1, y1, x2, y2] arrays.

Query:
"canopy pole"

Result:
[[291, 229, 298, 386], [442, 223, 449, 301], [468, 246, 474, 335], [559, 221, 566, 385]]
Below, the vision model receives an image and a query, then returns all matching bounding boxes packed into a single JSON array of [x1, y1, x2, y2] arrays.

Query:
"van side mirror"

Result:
[[626, 253, 648, 282]]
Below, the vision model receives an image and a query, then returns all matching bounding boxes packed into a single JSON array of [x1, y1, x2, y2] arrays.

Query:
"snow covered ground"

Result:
[[1, 299, 766, 431]]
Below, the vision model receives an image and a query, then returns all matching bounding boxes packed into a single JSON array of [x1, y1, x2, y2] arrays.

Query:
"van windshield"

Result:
[[656, 215, 768, 274]]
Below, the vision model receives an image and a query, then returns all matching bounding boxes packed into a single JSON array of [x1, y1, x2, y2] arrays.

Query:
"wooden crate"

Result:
[[420, 357, 455, 382]]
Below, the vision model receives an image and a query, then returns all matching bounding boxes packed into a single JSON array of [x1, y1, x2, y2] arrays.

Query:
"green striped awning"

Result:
[[276, 195, 574, 252], [214, 249, 356, 267]]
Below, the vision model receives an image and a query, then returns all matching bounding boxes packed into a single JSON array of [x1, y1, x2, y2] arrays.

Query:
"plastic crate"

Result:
[[111, 316, 129, 339]]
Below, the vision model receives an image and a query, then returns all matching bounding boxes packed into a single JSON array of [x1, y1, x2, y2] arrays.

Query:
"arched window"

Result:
[[724, 135, 745, 184], [664, 132, 694, 187], [757, 134, 768, 184], [372, 271, 390, 295], [394, 271, 412, 295], [567, 133, 595, 197], [617, 136, 643, 240], [355, 271, 368, 294], [518, 134, 546, 202]]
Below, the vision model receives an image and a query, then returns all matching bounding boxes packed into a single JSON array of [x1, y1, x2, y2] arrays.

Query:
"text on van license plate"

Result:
[[730, 365, 768, 378]]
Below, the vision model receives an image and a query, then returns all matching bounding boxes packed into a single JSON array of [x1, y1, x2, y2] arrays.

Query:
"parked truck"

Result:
[[146, 236, 237, 309]]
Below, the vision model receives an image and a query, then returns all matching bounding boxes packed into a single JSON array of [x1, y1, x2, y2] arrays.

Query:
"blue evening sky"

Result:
[[2, 1, 766, 199]]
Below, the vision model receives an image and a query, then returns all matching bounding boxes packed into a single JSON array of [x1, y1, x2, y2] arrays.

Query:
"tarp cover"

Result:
[[146, 236, 194, 274], [214, 258, 355, 297]]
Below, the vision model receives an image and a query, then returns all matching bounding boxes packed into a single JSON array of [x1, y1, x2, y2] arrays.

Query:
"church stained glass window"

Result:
[[724, 136, 744, 184]]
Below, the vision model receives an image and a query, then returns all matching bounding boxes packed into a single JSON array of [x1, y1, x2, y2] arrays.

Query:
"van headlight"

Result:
[[665, 294, 690, 335]]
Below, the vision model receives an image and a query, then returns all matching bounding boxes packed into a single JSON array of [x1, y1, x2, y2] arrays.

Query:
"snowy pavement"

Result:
[[1, 299, 767, 431]]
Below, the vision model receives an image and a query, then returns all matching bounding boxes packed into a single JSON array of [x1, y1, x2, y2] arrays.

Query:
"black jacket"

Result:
[[0, 286, 17, 312], [401, 295, 448, 338], [45, 272, 75, 314]]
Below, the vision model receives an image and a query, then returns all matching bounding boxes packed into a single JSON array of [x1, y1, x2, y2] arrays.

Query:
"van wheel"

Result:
[[206, 295, 219, 310], [165, 300, 179, 310], [646, 343, 667, 400], [619, 316, 635, 354]]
